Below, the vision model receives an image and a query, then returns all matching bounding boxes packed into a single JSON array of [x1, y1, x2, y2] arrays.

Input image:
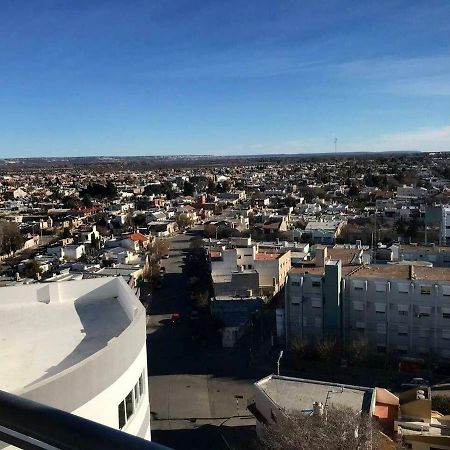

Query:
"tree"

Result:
[[316, 338, 337, 364], [142, 262, 160, 282], [133, 213, 146, 227], [285, 196, 298, 208], [195, 290, 210, 309], [349, 337, 368, 365], [21, 260, 43, 279], [0, 222, 24, 254], [82, 194, 93, 208], [176, 213, 193, 230], [291, 337, 308, 370], [183, 181, 195, 196], [147, 239, 170, 262], [258, 405, 388, 450]]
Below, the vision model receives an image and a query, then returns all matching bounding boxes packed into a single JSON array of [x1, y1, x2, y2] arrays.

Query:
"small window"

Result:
[[139, 373, 145, 396], [399, 310, 408, 316], [125, 390, 134, 419], [375, 303, 386, 314], [291, 281, 301, 287], [312, 280, 321, 288], [134, 383, 140, 403], [377, 345, 386, 354], [118, 401, 126, 429], [443, 312, 450, 319], [420, 286, 431, 295]]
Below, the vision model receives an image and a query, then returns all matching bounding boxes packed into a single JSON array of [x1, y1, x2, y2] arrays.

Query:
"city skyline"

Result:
[[1, 1, 450, 157]]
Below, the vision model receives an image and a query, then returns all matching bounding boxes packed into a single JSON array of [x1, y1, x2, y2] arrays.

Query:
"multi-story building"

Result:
[[210, 238, 291, 297], [285, 247, 450, 361], [440, 205, 450, 245], [0, 277, 151, 447]]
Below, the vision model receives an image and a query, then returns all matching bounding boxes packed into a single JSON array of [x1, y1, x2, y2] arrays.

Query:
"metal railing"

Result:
[[0, 389, 171, 450]]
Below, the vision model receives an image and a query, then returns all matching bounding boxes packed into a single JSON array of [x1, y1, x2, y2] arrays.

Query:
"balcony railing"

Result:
[[0, 389, 171, 450]]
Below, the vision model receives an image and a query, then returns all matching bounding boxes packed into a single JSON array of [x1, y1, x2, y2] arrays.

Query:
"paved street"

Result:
[[146, 229, 258, 450]]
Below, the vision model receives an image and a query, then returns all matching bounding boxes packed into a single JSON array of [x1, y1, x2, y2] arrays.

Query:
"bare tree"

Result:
[[258, 405, 391, 450], [176, 213, 193, 230], [349, 337, 368, 365], [147, 238, 170, 262], [316, 338, 337, 364], [291, 336, 308, 370]]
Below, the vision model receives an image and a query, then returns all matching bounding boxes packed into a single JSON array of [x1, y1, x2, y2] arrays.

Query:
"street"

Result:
[[146, 229, 258, 450]]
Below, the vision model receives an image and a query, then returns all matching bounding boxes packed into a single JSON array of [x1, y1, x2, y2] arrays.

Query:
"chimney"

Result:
[[409, 265, 415, 280], [316, 246, 327, 267], [313, 402, 324, 416]]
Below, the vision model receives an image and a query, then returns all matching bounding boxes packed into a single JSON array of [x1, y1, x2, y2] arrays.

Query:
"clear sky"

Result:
[[1, 0, 450, 157]]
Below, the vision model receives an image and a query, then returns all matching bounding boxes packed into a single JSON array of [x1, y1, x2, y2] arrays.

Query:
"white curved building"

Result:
[[0, 277, 151, 444]]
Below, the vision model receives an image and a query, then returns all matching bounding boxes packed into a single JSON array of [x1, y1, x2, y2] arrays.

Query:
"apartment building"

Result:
[[285, 248, 450, 362], [210, 238, 291, 297], [440, 205, 450, 245]]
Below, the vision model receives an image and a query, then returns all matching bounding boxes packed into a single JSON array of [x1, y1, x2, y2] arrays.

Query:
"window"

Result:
[[291, 281, 301, 287], [375, 282, 387, 293], [399, 310, 408, 316], [353, 301, 364, 311], [397, 345, 408, 355], [375, 303, 386, 314], [442, 329, 450, 340], [377, 345, 386, 354], [314, 317, 322, 328], [443, 286, 450, 296], [398, 283, 410, 294], [312, 280, 321, 288], [117, 370, 146, 429], [139, 373, 145, 396], [125, 390, 134, 419], [377, 323, 387, 334], [416, 306, 432, 317], [398, 304, 408, 316], [118, 401, 126, 429], [398, 325, 408, 336], [311, 299, 322, 308], [419, 328, 430, 338], [353, 280, 365, 291], [420, 286, 431, 295]]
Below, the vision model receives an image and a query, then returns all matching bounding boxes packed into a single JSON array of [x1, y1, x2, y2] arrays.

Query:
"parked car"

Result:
[[401, 377, 430, 389], [171, 312, 181, 324], [162, 254, 169, 259]]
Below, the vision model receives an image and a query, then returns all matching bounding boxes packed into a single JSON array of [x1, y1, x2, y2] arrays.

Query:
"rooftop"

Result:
[[256, 375, 373, 415], [0, 277, 140, 393]]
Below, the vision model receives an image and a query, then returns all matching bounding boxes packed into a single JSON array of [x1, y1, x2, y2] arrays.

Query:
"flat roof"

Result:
[[0, 278, 135, 393], [256, 375, 373, 415]]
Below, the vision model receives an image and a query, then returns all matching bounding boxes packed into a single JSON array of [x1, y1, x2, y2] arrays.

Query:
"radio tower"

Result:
[[334, 137, 338, 158]]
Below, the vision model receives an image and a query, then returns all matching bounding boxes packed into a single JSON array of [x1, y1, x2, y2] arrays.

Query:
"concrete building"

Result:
[[0, 277, 151, 446], [248, 375, 375, 437], [285, 247, 450, 362], [210, 239, 291, 297], [440, 205, 450, 246]]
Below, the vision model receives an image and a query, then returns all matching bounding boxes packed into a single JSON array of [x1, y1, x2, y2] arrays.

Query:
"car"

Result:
[[171, 312, 181, 324], [162, 254, 169, 259], [401, 377, 430, 389]]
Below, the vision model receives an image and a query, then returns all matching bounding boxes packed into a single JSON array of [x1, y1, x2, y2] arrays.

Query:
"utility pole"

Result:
[[277, 350, 284, 376]]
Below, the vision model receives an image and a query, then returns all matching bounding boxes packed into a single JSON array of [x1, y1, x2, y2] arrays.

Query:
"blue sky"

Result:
[[1, 0, 450, 157]]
